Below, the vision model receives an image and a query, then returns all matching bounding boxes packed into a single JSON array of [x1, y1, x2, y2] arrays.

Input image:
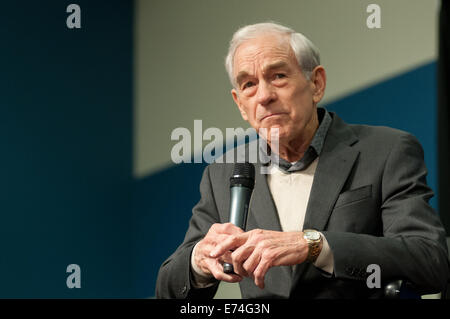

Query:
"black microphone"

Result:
[[223, 162, 255, 274]]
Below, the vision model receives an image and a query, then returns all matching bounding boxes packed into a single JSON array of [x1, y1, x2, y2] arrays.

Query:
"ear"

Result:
[[231, 88, 248, 121], [310, 66, 326, 104]]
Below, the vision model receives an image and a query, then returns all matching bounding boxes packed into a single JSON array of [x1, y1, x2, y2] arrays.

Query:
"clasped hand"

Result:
[[194, 223, 309, 289]]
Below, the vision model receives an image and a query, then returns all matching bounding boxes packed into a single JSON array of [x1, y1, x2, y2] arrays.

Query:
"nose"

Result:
[[256, 81, 276, 106]]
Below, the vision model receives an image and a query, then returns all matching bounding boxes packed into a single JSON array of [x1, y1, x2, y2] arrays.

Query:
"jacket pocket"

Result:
[[334, 185, 372, 209]]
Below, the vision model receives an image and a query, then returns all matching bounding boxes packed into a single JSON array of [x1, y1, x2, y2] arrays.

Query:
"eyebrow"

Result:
[[235, 61, 289, 86], [264, 61, 289, 72]]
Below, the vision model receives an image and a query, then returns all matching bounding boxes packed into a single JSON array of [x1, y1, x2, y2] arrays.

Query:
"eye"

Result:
[[242, 81, 255, 89], [274, 73, 286, 79]]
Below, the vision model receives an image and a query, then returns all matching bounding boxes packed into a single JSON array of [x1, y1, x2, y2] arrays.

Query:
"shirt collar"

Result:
[[261, 107, 332, 173]]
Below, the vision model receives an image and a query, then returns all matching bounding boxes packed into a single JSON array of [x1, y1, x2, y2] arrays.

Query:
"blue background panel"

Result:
[[0, 1, 133, 297]]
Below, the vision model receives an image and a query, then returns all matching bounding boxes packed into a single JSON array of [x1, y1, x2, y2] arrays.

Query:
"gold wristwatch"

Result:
[[303, 229, 323, 263]]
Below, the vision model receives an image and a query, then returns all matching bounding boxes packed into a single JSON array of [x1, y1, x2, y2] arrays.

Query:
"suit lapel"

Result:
[[247, 162, 282, 232], [302, 144, 359, 231], [290, 113, 359, 295], [302, 113, 359, 231]]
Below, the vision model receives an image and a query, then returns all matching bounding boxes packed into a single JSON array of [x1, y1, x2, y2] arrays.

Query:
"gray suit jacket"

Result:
[[156, 112, 450, 299]]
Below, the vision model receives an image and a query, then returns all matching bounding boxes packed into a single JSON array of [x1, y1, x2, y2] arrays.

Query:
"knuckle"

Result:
[[232, 252, 243, 263], [211, 223, 220, 229], [223, 222, 234, 231], [250, 229, 265, 242], [257, 239, 268, 249], [209, 223, 220, 233], [254, 269, 263, 280], [250, 229, 264, 237], [264, 251, 276, 261], [243, 263, 252, 273], [226, 234, 237, 246]]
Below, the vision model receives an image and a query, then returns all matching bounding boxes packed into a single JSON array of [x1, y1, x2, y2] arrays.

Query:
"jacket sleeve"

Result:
[[323, 133, 450, 294], [155, 165, 221, 299]]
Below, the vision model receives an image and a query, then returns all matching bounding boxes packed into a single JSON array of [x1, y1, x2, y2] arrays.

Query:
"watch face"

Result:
[[305, 230, 320, 241]]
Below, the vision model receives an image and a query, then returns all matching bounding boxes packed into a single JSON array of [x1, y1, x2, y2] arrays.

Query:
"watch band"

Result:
[[303, 229, 323, 263]]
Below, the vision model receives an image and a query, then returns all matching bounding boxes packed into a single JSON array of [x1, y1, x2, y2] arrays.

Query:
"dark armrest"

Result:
[[384, 280, 403, 299], [384, 280, 422, 299]]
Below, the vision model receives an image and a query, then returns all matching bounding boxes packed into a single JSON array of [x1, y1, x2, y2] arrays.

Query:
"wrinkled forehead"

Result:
[[232, 33, 296, 75]]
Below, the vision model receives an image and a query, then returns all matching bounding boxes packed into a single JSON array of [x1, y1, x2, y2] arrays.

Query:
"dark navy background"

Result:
[[0, 1, 133, 297]]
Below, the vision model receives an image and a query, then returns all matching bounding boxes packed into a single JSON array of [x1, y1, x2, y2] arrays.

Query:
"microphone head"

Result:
[[230, 162, 255, 189]]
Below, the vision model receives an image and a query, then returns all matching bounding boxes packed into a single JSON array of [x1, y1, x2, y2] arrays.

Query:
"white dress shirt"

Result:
[[267, 157, 334, 274]]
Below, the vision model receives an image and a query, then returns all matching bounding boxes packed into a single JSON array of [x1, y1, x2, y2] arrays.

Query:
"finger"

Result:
[[210, 232, 248, 258], [195, 239, 223, 263], [253, 257, 271, 289], [211, 222, 245, 236], [242, 248, 261, 277], [207, 258, 242, 283], [230, 244, 255, 277], [219, 251, 233, 264], [200, 233, 236, 258]]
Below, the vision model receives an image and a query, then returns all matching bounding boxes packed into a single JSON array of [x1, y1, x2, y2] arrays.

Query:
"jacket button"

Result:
[[345, 266, 352, 275], [180, 285, 187, 295]]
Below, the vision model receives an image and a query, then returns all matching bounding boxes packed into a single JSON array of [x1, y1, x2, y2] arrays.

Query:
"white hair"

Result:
[[225, 22, 321, 88]]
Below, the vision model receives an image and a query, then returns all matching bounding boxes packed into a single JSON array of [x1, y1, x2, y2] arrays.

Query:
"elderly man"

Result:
[[156, 22, 449, 299]]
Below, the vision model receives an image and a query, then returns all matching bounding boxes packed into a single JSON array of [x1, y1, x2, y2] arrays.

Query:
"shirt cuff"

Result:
[[190, 242, 217, 288], [313, 232, 334, 275]]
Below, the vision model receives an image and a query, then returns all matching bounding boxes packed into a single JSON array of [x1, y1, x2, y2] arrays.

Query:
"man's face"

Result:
[[231, 33, 325, 143]]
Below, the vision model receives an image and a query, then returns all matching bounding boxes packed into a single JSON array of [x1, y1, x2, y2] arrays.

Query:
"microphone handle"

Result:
[[223, 186, 252, 274]]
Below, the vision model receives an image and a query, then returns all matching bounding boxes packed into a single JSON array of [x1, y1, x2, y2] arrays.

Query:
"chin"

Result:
[[263, 126, 288, 142]]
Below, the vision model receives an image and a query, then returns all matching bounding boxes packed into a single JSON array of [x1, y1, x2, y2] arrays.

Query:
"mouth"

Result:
[[261, 113, 285, 121]]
